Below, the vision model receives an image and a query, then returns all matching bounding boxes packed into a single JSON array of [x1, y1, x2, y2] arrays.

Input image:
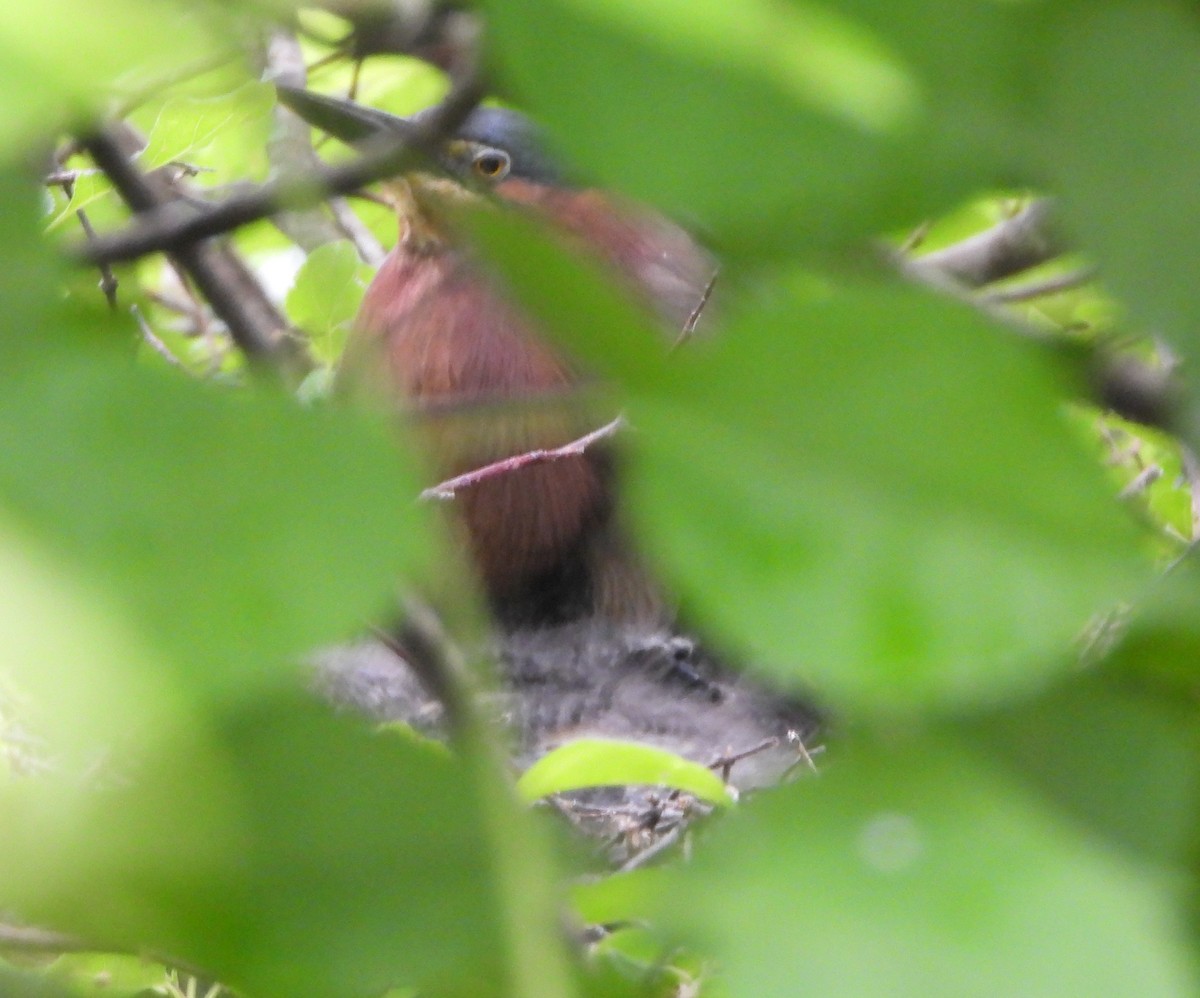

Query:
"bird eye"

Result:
[[472, 150, 511, 181]]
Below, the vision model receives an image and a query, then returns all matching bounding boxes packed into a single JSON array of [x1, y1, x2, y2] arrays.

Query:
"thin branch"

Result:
[[370, 596, 478, 740], [0, 921, 208, 979], [709, 736, 779, 783], [75, 72, 485, 267], [615, 825, 685, 873], [1118, 464, 1163, 500], [980, 266, 1099, 304], [131, 304, 188, 372], [329, 196, 386, 266], [903, 199, 1061, 288], [258, 28, 348, 253], [56, 170, 119, 309], [673, 269, 718, 348], [420, 416, 626, 500], [79, 125, 309, 377]]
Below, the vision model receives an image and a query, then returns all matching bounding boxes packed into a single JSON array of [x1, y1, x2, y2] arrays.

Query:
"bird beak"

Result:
[[275, 85, 424, 148], [275, 86, 488, 214]]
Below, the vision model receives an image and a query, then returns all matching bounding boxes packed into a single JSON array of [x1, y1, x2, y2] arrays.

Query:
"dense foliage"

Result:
[[3, 1, 1200, 996]]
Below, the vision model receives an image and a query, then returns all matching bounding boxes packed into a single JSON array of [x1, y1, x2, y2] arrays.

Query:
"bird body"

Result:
[[354, 228, 614, 622], [317, 104, 715, 627], [284, 89, 824, 860]]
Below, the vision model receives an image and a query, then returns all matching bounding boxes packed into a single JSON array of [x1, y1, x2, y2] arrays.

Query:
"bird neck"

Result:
[[391, 176, 456, 255]]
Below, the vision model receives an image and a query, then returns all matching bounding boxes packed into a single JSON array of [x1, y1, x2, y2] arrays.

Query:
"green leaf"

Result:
[[0, 697, 525, 998], [43, 169, 116, 233], [139, 80, 274, 185], [0, 517, 179, 764], [47, 953, 171, 996], [285, 241, 371, 364], [655, 733, 1197, 998], [517, 738, 733, 806], [626, 280, 1145, 712], [482, 0, 932, 249], [1040, 4, 1200, 361], [0, 964, 76, 998], [967, 673, 1200, 868], [0, 348, 435, 706], [0, 1, 210, 152]]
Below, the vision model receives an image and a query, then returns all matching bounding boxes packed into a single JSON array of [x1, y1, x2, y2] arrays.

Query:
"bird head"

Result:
[[276, 86, 566, 209], [276, 85, 716, 331]]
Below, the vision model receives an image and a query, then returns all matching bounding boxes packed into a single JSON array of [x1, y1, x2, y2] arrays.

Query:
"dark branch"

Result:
[[75, 73, 485, 268], [79, 125, 310, 377], [371, 599, 475, 740]]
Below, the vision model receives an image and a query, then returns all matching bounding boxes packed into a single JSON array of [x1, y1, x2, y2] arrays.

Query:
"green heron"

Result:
[[279, 88, 717, 629]]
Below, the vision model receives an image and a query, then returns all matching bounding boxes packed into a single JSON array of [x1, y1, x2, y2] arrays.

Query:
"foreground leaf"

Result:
[[655, 734, 1196, 998], [517, 738, 732, 806], [626, 280, 1145, 711]]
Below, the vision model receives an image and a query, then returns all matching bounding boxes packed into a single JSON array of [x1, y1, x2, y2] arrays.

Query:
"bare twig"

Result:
[[673, 270, 718, 348], [370, 597, 477, 739], [1118, 464, 1163, 499], [56, 170, 119, 309], [615, 824, 685, 873], [709, 736, 779, 783], [420, 416, 626, 500], [131, 304, 188, 371], [329, 196, 386, 266], [258, 29, 347, 253]]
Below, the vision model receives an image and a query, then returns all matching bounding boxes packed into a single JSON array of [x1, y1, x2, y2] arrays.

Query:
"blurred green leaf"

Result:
[[1040, 4, 1200, 360], [464, 206, 664, 383], [967, 673, 1200, 867], [482, 0, 921, 249], [0, 351, 435, 704], [517, 738, 732, 806], [0, 1, 210, 150], [655, 734, 1196, 998], [47, 953, 171, 996], [44, 170, 116, 234], [626, 280, 1145, 711], [1104, 564, 1200, 691], [0, 964, 76, 998], [0, 515, 184, 761], [0, 697, 522, 998]]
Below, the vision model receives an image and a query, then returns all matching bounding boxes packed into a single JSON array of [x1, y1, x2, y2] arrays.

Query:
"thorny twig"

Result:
[[50, 168, 119, 309]]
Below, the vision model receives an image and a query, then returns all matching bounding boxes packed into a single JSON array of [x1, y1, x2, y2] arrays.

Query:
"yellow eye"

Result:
[[472, 150, 511, 181]]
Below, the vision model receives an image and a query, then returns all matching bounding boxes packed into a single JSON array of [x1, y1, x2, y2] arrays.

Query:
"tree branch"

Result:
[[79, 125, 310, 378], [904, 199, 1062, 288], [75, 73, 485, 268]]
